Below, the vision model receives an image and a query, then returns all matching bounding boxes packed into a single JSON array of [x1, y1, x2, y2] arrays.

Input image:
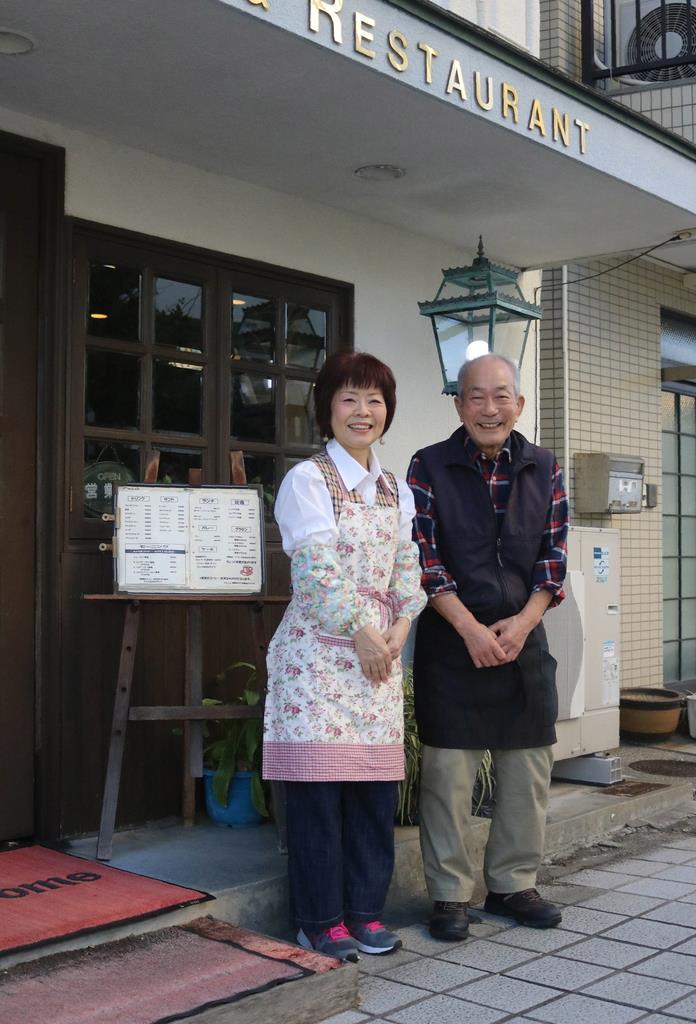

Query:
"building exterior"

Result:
[[1, 0, 695, 843], [539, 0, 696, 694]]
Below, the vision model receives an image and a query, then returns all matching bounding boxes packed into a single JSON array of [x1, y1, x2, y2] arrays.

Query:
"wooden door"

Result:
[[0, 151, 40, 840]]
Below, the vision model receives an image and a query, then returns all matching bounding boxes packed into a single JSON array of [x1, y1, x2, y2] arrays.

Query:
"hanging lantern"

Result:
[[418, 237, 542, 395]]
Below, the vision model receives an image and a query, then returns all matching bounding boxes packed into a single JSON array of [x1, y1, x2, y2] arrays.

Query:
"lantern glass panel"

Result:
[[490, 316, 530, 366], [464, 317, 491, 366], [434, 315, 470, 388]]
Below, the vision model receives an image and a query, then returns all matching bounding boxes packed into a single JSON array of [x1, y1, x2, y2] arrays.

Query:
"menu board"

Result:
[[113, 485, 264, 594]]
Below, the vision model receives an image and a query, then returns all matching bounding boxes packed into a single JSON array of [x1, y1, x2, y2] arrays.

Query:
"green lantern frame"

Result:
[[418, 238, 543, 395]]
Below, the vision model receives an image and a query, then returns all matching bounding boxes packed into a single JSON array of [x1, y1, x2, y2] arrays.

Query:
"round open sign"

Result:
[[84, 460, 135, 518]]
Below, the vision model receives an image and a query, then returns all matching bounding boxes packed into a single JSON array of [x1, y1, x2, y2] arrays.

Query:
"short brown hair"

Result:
[[315, 351, 397, 439]]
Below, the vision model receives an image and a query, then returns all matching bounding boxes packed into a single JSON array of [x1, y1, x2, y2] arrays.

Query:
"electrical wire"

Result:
[[561, 233, 686, 286]]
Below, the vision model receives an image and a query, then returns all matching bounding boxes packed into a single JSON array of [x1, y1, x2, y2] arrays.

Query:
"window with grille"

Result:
[[70, 227, 352, 540]]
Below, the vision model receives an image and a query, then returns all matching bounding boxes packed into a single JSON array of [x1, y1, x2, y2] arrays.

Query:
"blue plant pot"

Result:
[[203, 768, 263, 828]]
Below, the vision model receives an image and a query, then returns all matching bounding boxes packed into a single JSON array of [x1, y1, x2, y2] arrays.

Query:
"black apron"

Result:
[[414, 605, 558, 750]]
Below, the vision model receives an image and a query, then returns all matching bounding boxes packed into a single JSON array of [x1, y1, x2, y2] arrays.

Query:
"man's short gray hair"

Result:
[[457, 354, 521, 397]]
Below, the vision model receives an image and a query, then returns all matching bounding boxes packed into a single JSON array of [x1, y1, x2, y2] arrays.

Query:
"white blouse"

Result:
[[275, 438, 417, 555]]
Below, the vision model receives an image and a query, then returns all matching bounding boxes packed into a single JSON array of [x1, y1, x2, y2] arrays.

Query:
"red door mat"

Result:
[[0, 846, 211, 955], [0, 920, 350, 1024]]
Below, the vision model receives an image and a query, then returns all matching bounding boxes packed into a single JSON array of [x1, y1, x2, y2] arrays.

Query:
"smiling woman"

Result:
[[262, 349, 425, 961], [313, 351, 396, 468], [329, 387, 387, 466]]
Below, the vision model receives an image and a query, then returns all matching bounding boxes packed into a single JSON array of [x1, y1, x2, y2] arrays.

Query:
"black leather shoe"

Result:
[[484, 888, 562, 929], [429, 900, 470, 941]]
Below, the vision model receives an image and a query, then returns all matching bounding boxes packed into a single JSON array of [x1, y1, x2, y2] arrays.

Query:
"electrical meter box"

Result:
[[574, 452, 644, 514]]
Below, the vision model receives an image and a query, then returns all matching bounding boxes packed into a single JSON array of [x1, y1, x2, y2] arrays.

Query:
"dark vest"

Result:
[[416, 427, 554, 622], [413, 428, 559, 750]]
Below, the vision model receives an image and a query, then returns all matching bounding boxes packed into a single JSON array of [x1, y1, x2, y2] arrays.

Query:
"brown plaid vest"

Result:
[[311, 450, 398, 522]]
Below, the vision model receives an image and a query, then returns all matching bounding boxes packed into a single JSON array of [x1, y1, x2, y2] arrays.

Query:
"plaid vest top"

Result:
[[311, 450, 398, 522]]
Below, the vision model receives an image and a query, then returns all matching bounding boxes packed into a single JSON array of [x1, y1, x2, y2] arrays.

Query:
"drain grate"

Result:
[[629, 758, 696, 778], [598, 781, 668, 796]]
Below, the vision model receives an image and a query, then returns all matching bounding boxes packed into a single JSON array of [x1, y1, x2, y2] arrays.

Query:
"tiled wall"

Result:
[[539, 0, 696, 144], [539, 0, 582, 78], [616, 85, 696, 145], [540, 258, 696, 688]]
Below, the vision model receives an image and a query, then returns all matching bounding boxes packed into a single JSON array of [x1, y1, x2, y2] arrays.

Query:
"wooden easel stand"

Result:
[[85, 593, 289, 860]]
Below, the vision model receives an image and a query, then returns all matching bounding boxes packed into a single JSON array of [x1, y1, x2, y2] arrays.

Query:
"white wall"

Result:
[[0, 103, 540, 473], [440, 0, 541, 55]]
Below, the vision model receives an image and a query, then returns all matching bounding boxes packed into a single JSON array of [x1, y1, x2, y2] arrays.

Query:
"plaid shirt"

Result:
[[408, 434, 568, 606]]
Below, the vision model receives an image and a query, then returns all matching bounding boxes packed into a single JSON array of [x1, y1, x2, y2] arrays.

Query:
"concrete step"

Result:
[[6, 747, 693, 971], [0, 918, 358, 1024]]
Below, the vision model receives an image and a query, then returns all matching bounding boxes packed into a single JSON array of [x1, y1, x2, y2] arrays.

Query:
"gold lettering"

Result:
[[528, 98, 547, 137], [418, 42, 439, 84], [474, 71, 494, 110], [354, 12, 375, 59], [574, 118, 590, 154], [446, 59, 467, 100], [309, 0, 343, 44], [552, 108, 570, 146], [501, 82, 519, 123], [387, 30, 408, 72], [247, 0, 270, 8]]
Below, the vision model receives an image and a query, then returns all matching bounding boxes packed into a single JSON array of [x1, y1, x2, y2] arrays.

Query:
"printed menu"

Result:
[[114, 485, 264, 594]]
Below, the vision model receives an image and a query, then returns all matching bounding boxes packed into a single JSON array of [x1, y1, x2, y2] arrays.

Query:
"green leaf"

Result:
[[250, 772, 269, 817], [211, 725, 242, 804], [243, 719, 262, 767], [213, 767, 232, 806]]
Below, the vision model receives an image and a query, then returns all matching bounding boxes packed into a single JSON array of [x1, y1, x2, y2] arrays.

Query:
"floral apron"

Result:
[[263, 456, 404, 782]]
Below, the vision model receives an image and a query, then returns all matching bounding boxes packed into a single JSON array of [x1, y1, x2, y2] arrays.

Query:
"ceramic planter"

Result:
[[619, 687, 684, 743]]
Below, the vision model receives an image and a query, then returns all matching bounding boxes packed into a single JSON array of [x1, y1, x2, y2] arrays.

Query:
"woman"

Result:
[[263, 351, 425, 962]]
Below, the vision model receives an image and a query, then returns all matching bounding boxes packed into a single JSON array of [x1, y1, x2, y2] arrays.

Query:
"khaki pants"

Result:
[[419, 745, 554, 900]]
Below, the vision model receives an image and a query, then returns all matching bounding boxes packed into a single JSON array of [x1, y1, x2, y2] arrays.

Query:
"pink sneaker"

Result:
[[347, 919, 402, 954], [297, 921, 360, 962]]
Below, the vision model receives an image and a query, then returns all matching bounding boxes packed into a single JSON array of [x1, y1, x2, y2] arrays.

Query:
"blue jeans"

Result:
[[285, 780, 398, 932]]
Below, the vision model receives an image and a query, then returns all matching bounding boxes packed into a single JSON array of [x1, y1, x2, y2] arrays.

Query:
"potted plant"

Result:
[[203, 661, 270, 827], [471, 749, 495, 817], [397, 666, 421, 825], [397, 666, 495, 824]]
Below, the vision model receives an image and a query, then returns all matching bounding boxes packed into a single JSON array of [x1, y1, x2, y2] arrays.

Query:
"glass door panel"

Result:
[[153, 359, 203, 434], [154, 277, 203, 352], [230, 372, 276, 443], [662, 388, 696, 682], [232, 294, 276, 363], [285, 304, 326, 370], [88, 263, 141, 340]]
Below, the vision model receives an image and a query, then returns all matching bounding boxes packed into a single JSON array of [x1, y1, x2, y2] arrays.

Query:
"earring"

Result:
[[379, 436, 385, 446], [322, 434, 329, 443]]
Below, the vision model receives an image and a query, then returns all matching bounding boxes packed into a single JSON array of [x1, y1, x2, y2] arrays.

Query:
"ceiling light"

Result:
[[354, 164, 406, 182], [232, 298, 247, 306], [90, 313, 109, 320], [0, 30, 35, 55]]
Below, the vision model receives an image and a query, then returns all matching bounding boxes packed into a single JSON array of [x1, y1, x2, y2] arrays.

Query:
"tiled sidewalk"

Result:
[[320, 834, 696, 1024]]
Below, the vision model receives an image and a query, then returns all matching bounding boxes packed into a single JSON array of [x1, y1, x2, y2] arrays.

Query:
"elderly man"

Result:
[[408, 353, 568, 941]]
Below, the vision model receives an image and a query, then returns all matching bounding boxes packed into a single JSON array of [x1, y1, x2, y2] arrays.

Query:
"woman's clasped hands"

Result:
[[354, 617, 410, 684]]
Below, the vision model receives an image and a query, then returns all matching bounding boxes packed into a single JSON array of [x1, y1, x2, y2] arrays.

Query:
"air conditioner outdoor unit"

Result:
[[615, 0, 696, 83], [546, 527, 621, 775]]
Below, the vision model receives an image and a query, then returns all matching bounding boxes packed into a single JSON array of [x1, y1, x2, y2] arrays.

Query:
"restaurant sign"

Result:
[[229, 0, 591, 156]]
